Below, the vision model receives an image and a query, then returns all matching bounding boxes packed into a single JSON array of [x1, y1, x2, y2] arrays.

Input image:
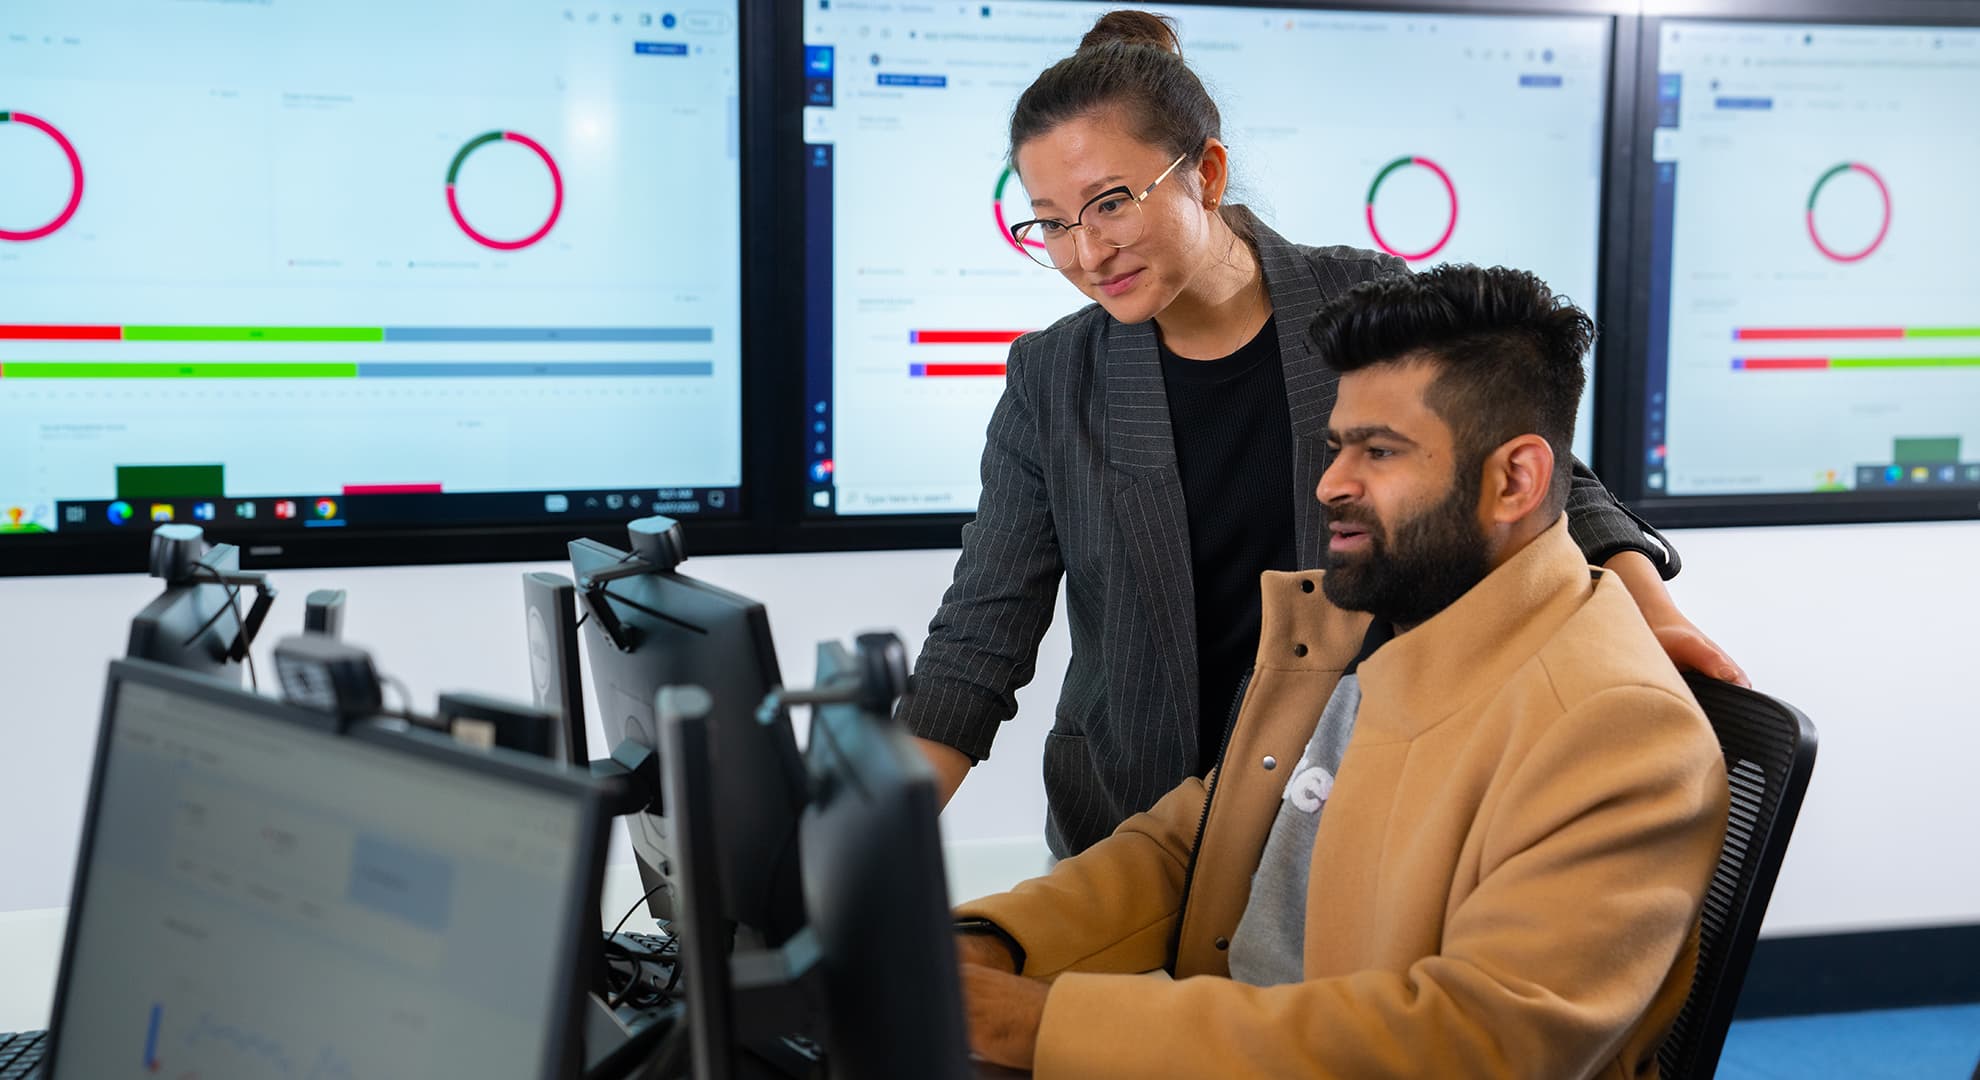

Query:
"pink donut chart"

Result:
[[1806, 162, 1890, 264], [445, 130, 564, 251], [994, 166, 1048, 257], [1365, 155, 1458, 263], [0, 111, 85, 242]]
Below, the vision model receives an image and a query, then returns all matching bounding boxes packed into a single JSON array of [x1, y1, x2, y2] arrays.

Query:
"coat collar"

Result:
[[1351, 516, 1597, 743]]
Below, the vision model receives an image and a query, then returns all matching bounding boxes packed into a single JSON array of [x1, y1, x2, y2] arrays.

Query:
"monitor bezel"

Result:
[[1603, 0, 1980, 528], [41, 658, 608, 1080], [776, 0, 1643, 551], [2, 0, 782, 577]]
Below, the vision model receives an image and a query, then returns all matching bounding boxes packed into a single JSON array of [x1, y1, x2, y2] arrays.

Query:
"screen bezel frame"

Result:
[[778, 0, 1642, 551], [2, 0, 782, 577], [1604, 0, 1980, 529], [40, 658, 608, 1080]]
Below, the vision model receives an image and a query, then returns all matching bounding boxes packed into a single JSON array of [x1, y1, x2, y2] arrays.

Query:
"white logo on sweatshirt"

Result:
[[1281, 756, 1335, 814]]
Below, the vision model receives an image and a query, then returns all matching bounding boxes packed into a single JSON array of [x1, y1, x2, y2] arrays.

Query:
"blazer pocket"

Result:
[[1042, 726, 1089, 786]]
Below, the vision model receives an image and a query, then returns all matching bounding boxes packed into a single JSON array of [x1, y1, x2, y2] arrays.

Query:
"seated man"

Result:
[[954, 265, 1730, 1078]]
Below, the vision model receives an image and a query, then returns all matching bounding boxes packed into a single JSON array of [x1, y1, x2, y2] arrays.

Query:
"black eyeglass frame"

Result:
[[1006, 152, 1190, 266]]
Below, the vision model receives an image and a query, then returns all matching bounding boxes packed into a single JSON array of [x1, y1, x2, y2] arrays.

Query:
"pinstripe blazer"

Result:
[[898, 210, 1670, 858]]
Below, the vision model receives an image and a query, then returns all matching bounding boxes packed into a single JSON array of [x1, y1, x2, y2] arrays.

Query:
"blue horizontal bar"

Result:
[[305, 519, 347, 528], [635, 42, 688, 56], [1519, 74, 1564, 88], [1715, 96, 1774, 110], [909, 363, 926, 377], [877, 73, 947, 88], [381, 327, 713, 343], [356, 361, 714, 378]]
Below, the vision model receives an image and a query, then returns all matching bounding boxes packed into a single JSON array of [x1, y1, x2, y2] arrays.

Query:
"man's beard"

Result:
[[1322, 478, 1492, 627]]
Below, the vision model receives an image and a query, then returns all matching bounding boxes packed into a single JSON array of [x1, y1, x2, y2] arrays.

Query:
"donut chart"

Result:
[[1806, 162, 1890, 264], [445, 130, 564, 251], [1365, 155, 1458, 262], [994, 166, 1047, 257], [0, 111, 85, 242]]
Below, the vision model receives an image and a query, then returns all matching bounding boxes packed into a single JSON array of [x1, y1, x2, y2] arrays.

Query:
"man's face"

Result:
[[1317, 359, 1492, 628]]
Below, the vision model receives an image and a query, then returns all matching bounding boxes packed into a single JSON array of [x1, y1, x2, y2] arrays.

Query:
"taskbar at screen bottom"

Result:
[[12, 486, 743, 537]]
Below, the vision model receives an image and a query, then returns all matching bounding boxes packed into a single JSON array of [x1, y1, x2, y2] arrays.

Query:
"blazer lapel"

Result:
[[1103, 316, 1201, 768], [1246, 211, 1339, 571]]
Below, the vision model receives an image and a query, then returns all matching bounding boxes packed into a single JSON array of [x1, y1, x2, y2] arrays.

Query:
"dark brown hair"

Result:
[[1310, 265, 1594, 514], [1009, 11, 1221, 184]]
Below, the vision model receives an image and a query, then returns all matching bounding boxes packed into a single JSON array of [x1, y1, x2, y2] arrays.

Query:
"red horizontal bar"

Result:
[[0, 323, 121, 340], [1734, 327, 1902, 341], [910, 329, 1029, 345], [1738, 357, 1830, 371], [341, 483, 443, 495], [917, 363, 1008, 378]]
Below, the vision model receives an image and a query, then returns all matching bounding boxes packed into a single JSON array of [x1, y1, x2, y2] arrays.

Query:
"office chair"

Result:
[[1656, 674, 1819, 1080]]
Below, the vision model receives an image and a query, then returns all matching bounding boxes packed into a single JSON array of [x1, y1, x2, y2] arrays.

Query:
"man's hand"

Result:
[[1603, 550, 1750, 687], [957, 931, 1018, 974], [960, 963, 1049, 1071]]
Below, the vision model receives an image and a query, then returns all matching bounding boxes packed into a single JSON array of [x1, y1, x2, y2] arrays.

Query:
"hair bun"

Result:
[[1079, 10, 1181, 56]]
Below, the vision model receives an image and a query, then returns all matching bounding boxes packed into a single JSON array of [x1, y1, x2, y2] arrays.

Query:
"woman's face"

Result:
[[1013, 112, 1220, 325]]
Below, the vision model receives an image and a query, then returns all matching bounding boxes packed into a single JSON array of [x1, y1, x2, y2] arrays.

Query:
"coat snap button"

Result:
[[1301, 579, 1315, 593], [1214, 936, 1230, 951], [1262, 756, 1277, 771], [1293, 643, 1309, 658]]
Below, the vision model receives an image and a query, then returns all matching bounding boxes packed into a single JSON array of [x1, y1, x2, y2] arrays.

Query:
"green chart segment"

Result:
[[0, 362, 359, 379], [124, 325, 383, 342]]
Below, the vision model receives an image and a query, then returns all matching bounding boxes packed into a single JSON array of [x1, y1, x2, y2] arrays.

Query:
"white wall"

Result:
[[3, 521, 1977, 935]]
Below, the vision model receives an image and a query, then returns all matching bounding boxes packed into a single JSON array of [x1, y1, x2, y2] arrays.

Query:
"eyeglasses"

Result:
[[1008, 153, 1189, 270]]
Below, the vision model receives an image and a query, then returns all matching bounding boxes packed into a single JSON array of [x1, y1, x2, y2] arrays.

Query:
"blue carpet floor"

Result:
[[1715, 1003, 1980, 1079]]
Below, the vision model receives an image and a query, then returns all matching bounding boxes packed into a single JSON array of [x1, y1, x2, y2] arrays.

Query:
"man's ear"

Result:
[[1482, 434, 1556, 526]]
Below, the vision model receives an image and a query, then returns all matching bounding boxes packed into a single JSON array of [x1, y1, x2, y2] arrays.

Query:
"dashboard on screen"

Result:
[[1629, 13, 1980, 522], [0, 0, 750, 572], [800, 1, 1614, 519]]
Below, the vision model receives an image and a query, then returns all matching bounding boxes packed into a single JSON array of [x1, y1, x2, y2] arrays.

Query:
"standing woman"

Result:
[[897, 11, 1742, 859]]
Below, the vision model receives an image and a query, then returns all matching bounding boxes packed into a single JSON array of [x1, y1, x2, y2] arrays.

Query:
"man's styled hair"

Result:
[[1308, 265, 1593, 515]]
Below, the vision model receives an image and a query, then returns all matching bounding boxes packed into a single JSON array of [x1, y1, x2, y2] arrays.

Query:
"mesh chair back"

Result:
[[1657, 673, 1818, 1080]]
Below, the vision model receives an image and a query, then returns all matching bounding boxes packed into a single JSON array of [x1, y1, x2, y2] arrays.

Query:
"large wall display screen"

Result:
[[0, 0, 748, 570], [801, 1, 1614, 517], [1634, 16, 1980, 517]]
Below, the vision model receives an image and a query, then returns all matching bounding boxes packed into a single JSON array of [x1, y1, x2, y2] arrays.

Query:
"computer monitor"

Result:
[[523, 571, 591, 765], [661, 638, 968, 1080], [796, 643, 970, 1079], [569, 520, 806, 942], [2, 0, 756, 577], [126, 530, 259, 684], [1618, 3, 1980, 526], [41, 658, 607, 1080], [799, 1, 1618, 525]]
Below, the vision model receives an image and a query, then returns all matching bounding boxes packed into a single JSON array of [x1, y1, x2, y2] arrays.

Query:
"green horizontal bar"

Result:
[[1904, 327, 1980, 340], [1829, 356, 1980, 369], [118, 464, 225, 500], [1894, 437, 1960, 464], [122, 325, 384, 342], [3, 362, 359, 379]]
